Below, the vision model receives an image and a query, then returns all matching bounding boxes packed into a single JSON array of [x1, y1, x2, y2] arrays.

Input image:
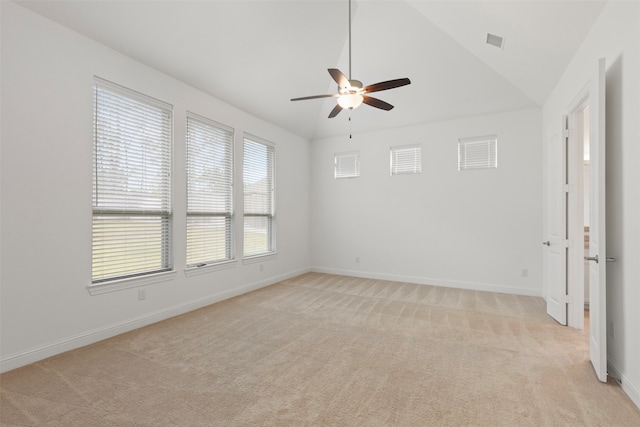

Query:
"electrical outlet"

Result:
[[355, 257, 360, 264], [138, 289, 146, 301], [521, 269, 528, 277], [259, 264, 264, 272]]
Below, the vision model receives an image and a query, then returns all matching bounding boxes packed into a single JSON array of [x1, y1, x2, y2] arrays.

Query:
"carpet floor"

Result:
[[1, 272, 639, 426]]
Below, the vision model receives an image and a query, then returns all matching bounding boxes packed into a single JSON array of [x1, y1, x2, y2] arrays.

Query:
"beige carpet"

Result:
[[1, 272, 639, 426]]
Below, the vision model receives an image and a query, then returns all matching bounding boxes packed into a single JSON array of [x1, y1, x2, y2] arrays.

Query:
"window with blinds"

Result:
[[243, 136, 275, 258], [186, 114, 234, 267], [390, 144, 421, 175], [458, 134, 498, 171], [335, 151, 360, 179], [92, 79, 173, 283]]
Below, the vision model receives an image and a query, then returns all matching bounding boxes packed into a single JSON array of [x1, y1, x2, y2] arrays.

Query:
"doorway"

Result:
[[568, 59, 608, 383], [546, 57, 607, 382], [582, 106, 591, 314], [567, 94, 589, 330]]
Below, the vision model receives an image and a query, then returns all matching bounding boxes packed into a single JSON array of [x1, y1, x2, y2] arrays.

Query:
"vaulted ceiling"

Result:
[[15, 0, 607, 140]]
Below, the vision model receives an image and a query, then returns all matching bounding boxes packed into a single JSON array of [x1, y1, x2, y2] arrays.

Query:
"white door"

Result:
[[545, 117, 568, 325], [587, 58, 607, 382]]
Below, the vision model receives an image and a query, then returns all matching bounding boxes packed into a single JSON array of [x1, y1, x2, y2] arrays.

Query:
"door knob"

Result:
[[585, 255, 599, 263], [542, 241, 551, 246]]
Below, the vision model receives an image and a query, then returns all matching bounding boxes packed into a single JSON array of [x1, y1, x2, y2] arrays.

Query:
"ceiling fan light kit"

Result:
[[337, 94, 363, 110], [291, 0, 411, 121]]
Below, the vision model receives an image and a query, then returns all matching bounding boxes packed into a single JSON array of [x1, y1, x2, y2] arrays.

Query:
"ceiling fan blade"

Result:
[[291, 94, 338, 101], [362, 96, 394, 111], [328, 68, 350, 89], [328, 104, 343, 118], [363, 78, 411, 94]]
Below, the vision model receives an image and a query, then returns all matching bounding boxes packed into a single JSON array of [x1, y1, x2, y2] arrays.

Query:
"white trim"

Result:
[[93, 76, 173, 111], [243, 132, 275, 148], [334, 151, 360, 179], [243, 252, 277, 265], [185, 113, 235, 267], [608, 359, 640, 409], [310, 267, 541, 297], [88, 270, 177, 295], [243, 135, 276, 257], [1, 267, 310, 373], [92, 80, 174, 283], [390, 144, 422, 175], [186, 110, 234, 134], [184, 259, 238, 277], [458, 134, 498, 171], [566, 84, 590, 330]]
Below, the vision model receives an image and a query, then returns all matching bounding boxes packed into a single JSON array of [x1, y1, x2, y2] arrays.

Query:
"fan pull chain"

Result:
[[349, 111, 352, 139]]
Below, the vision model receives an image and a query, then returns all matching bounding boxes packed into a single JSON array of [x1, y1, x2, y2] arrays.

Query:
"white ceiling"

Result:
[[15, 0, 607, 140]]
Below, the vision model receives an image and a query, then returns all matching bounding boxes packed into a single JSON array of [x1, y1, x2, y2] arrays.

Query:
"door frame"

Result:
[[566, 86, 590, 330], [546, 58, 607, 382]]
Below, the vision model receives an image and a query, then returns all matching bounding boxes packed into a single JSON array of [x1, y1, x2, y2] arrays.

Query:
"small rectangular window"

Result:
[[458, 134, 497, 171], [92, 78, 173, 283], [390, 144, 421, 175], [186, 113, 234, 268], [243, 135, 275, 258], [335, 152, 360, 179]]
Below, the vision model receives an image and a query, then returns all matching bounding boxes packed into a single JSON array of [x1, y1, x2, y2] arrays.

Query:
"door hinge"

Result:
[[561, 294, 573, 304], [563, 128, 570, 138], [563, 239, 571, 248], [564, 184, 573, 193]]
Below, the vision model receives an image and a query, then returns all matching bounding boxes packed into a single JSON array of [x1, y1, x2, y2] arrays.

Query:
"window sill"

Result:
[[184, 260, 237, 277], [243, 252, 277, 265], [87, 270, 177, 296]]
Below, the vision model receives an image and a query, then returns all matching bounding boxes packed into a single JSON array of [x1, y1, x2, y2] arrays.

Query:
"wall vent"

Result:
[[486, 33, 505, 49]]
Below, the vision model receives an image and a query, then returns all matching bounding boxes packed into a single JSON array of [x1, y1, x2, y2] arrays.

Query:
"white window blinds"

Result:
[[186, 114, 234, 267], [458, 134, 498, 171], [243, 136, 275, 257], [335, 151, 360, 178], [92, 79, 173, 283], [390, 144, 422, 175]]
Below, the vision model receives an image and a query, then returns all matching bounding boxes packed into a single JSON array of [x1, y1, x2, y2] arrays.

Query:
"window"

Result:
[[186, 114, 234, 268], [458, 134, 497, 171], [243, 136, 275, 258], [390, 144, 421, 175], [335, 151, 360, 178], [92, 79, 172, 283]]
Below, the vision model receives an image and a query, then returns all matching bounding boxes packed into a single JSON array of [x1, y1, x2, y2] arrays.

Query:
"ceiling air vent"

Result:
[[486, 33, 505, 49]]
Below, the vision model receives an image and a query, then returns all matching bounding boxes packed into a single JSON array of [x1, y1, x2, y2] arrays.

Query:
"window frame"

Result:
[[185, 112, 235, 270], [242, 134, 276, 260], [334, 151, 360, 179], [90, 78, 174, 293], [458, 134, 498, 171], [390, 144, 422, 175]]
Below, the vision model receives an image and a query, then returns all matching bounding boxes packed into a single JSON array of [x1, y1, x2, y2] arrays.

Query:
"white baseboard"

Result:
[[0, 268, 310, 373], [311, 266, 541, 297], [608, 359, 640, 410]]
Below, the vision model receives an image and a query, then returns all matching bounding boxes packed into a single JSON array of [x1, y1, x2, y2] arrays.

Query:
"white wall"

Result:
[[0, 2, 310, 371], [542, 1, 640, 407], [311, 108, 542, 296]]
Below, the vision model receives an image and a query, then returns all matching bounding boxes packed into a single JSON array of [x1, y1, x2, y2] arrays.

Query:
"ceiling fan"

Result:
[[291, 0, 411, 119]]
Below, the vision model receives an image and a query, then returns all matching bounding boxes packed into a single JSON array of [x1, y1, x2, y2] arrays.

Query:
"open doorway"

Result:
[[546, 58, 607, 381], [582, 105, 591, 330], [567, 92, 590, 331]]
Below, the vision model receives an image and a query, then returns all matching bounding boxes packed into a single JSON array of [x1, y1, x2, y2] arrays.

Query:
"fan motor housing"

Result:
[[340, 79, 363, 94]]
